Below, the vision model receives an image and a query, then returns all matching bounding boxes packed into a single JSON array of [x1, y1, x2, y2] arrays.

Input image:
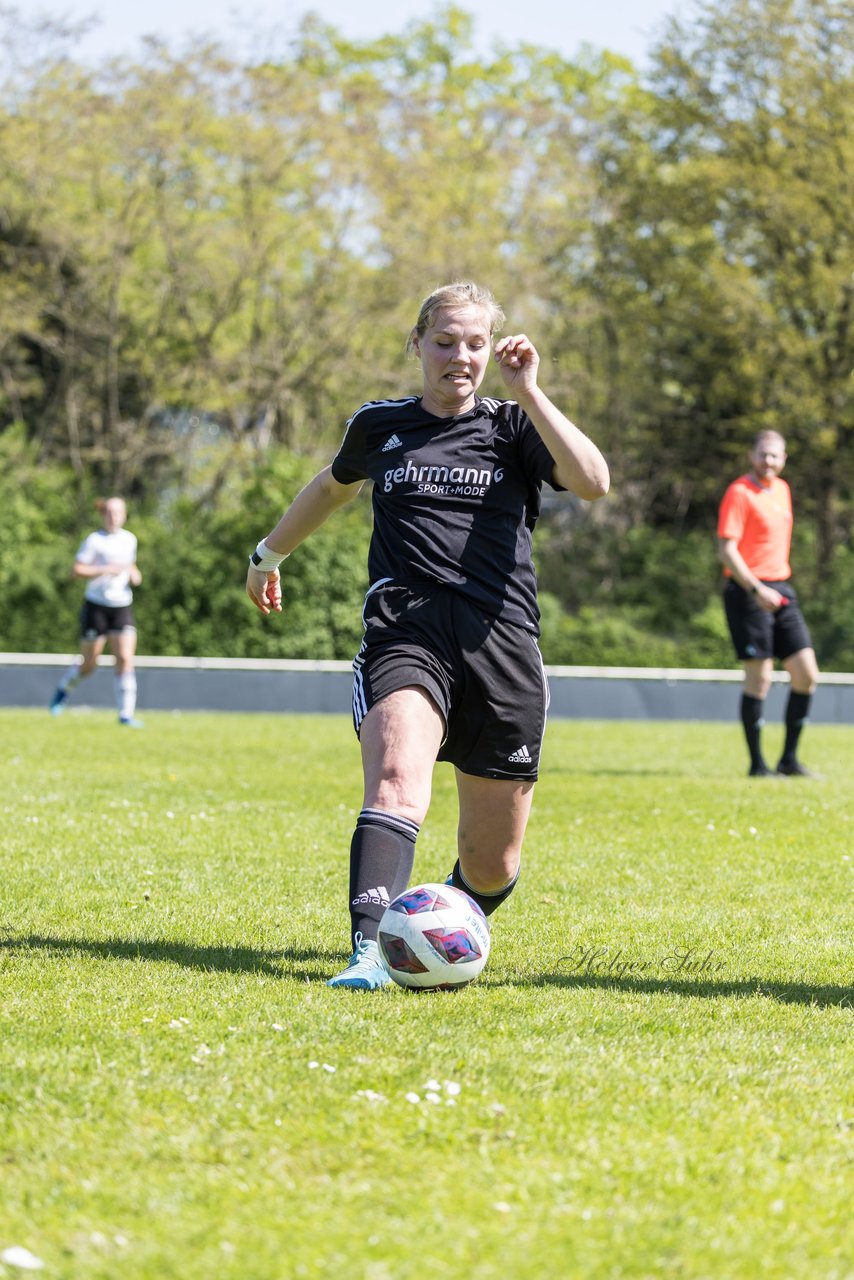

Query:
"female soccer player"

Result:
[[247, 281, 610, 988], [49, 496, 144, 727]]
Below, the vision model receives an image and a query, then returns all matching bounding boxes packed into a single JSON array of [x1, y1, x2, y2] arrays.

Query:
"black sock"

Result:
[[740, 694, 767, 771], [449, 859, 519, 917], [348, 808, 418, 947], [780, 690, 812, 764]]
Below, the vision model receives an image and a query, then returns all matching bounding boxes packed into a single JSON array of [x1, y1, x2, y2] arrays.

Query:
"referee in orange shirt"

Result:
[[718, 430, 819, 777]]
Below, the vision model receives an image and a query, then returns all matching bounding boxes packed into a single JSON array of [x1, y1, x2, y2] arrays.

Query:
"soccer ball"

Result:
[[377, 883, 491, 990]]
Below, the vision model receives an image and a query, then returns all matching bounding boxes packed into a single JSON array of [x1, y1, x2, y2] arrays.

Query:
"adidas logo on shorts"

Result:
[[352, 885, 390, 907], [381, 434, 403, 452], [507, 745, 533, 764]]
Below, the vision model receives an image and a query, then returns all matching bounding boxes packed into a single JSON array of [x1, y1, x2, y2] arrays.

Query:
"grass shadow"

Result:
[[6, 936, 849, 1007], [0, 932, 339, 982], [525, 969, 853, 1007]]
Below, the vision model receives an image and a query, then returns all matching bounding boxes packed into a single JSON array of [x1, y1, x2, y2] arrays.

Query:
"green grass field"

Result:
[[1, 708, 851, 1279]]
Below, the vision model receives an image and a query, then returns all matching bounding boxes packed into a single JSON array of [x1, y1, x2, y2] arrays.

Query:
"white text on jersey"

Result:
[[383, 460, 504, 496]]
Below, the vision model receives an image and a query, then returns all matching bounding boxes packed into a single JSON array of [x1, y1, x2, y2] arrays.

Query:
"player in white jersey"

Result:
[[246, 281, 610, 988], [49, 496, 144, 726]]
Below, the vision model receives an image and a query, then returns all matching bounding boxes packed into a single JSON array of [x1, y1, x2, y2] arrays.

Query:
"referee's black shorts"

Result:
[[351, 581, 549, 781], [723, 579, 812, 662]]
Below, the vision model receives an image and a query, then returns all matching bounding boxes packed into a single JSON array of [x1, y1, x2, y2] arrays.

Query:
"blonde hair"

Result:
[[405, 281, 505, 357]]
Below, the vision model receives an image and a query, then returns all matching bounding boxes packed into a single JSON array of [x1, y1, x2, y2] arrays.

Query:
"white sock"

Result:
[[116, 672, 137, 719]]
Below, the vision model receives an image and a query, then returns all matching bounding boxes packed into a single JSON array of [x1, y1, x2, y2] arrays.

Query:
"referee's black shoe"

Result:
[[776, 759, 817, 778]]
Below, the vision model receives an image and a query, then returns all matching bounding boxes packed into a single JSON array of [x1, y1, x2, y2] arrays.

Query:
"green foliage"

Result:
[[807, 545, 854, 672], [583, 0, 854, 562], [1, 711, 851, 1278], [0, 426, 85, 652], [537, 520, 734, 668], [0, 437, 849, 669], [129, 449, 373, 660], [0, 0, 852, 664], [0, 428, 376, 658], [0, 6, 613, 481], [537, 517, 722, 618], [536, 511, 853, 670], [538, 593, 733, 669]]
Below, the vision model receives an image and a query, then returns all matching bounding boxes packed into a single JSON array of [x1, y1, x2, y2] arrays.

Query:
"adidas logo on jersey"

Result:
[[381, 434, 403, 452], [351, 885, 390, 907], [507, 745, 533, 764]]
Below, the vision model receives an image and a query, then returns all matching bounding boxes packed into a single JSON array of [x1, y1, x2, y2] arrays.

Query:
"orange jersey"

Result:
[[718, 474, 793, 580]]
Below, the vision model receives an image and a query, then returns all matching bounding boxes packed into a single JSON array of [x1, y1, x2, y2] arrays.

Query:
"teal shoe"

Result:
[[119, 717, 144, 729], [49, 688, 68, 716], [327, 933, 391, 990]]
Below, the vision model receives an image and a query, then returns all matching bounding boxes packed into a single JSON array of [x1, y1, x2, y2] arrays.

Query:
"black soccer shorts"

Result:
[[351, 582, 549, 780], [80, 601, 137, 641], [723, 580, 813, 662]]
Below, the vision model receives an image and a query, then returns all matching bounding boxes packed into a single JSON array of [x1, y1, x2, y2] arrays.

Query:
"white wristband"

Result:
[[249, 539, 288, 572]]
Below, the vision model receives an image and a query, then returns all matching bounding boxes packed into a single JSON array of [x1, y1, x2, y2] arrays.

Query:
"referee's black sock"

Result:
[[347, 808, 418, 948], [449, 859, 519, 917], [780, 690, 812, 765], [740, 694, 768, 772]]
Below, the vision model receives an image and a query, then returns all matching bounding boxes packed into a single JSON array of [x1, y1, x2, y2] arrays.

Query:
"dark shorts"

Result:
[[80, 601, 136, 642], [723, 580, 812, 662], [351, 582, 549, 780]]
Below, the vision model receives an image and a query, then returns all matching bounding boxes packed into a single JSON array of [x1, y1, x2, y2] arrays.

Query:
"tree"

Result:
[[2, 2, 851, 666], [0, 7, 618, 482], [574, 0, 853, 571]]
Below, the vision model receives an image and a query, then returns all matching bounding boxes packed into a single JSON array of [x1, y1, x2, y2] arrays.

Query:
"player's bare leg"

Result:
[[449, 772, 535, 914], [49, 637, 105, 714], [360, 686, 444, 823], [783, 646, 818, 697], [328, 686, 444, 989]]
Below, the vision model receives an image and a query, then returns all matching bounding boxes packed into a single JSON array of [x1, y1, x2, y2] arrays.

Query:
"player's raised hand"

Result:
[[246, 566, 282, 615], [494, 333, 540, 394]]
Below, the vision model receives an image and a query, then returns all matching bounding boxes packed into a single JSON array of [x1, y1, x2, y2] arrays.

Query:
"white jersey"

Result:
[[76, 528, 138, 607]]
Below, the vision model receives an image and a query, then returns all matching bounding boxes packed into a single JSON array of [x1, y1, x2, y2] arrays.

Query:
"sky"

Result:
[[39, 0, 683, 68]]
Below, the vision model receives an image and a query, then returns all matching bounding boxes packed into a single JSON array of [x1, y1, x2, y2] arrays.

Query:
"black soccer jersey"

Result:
[[331, 395, 561, 632]]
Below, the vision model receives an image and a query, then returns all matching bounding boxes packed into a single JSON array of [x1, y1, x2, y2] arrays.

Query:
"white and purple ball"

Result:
[[378, 883, 491, 990]]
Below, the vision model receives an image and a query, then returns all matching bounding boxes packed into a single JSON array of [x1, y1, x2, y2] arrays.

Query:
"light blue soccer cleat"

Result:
[[327, 932, 391, 990], [49, 688, 68, 716], [119, 717, 145, 729]]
